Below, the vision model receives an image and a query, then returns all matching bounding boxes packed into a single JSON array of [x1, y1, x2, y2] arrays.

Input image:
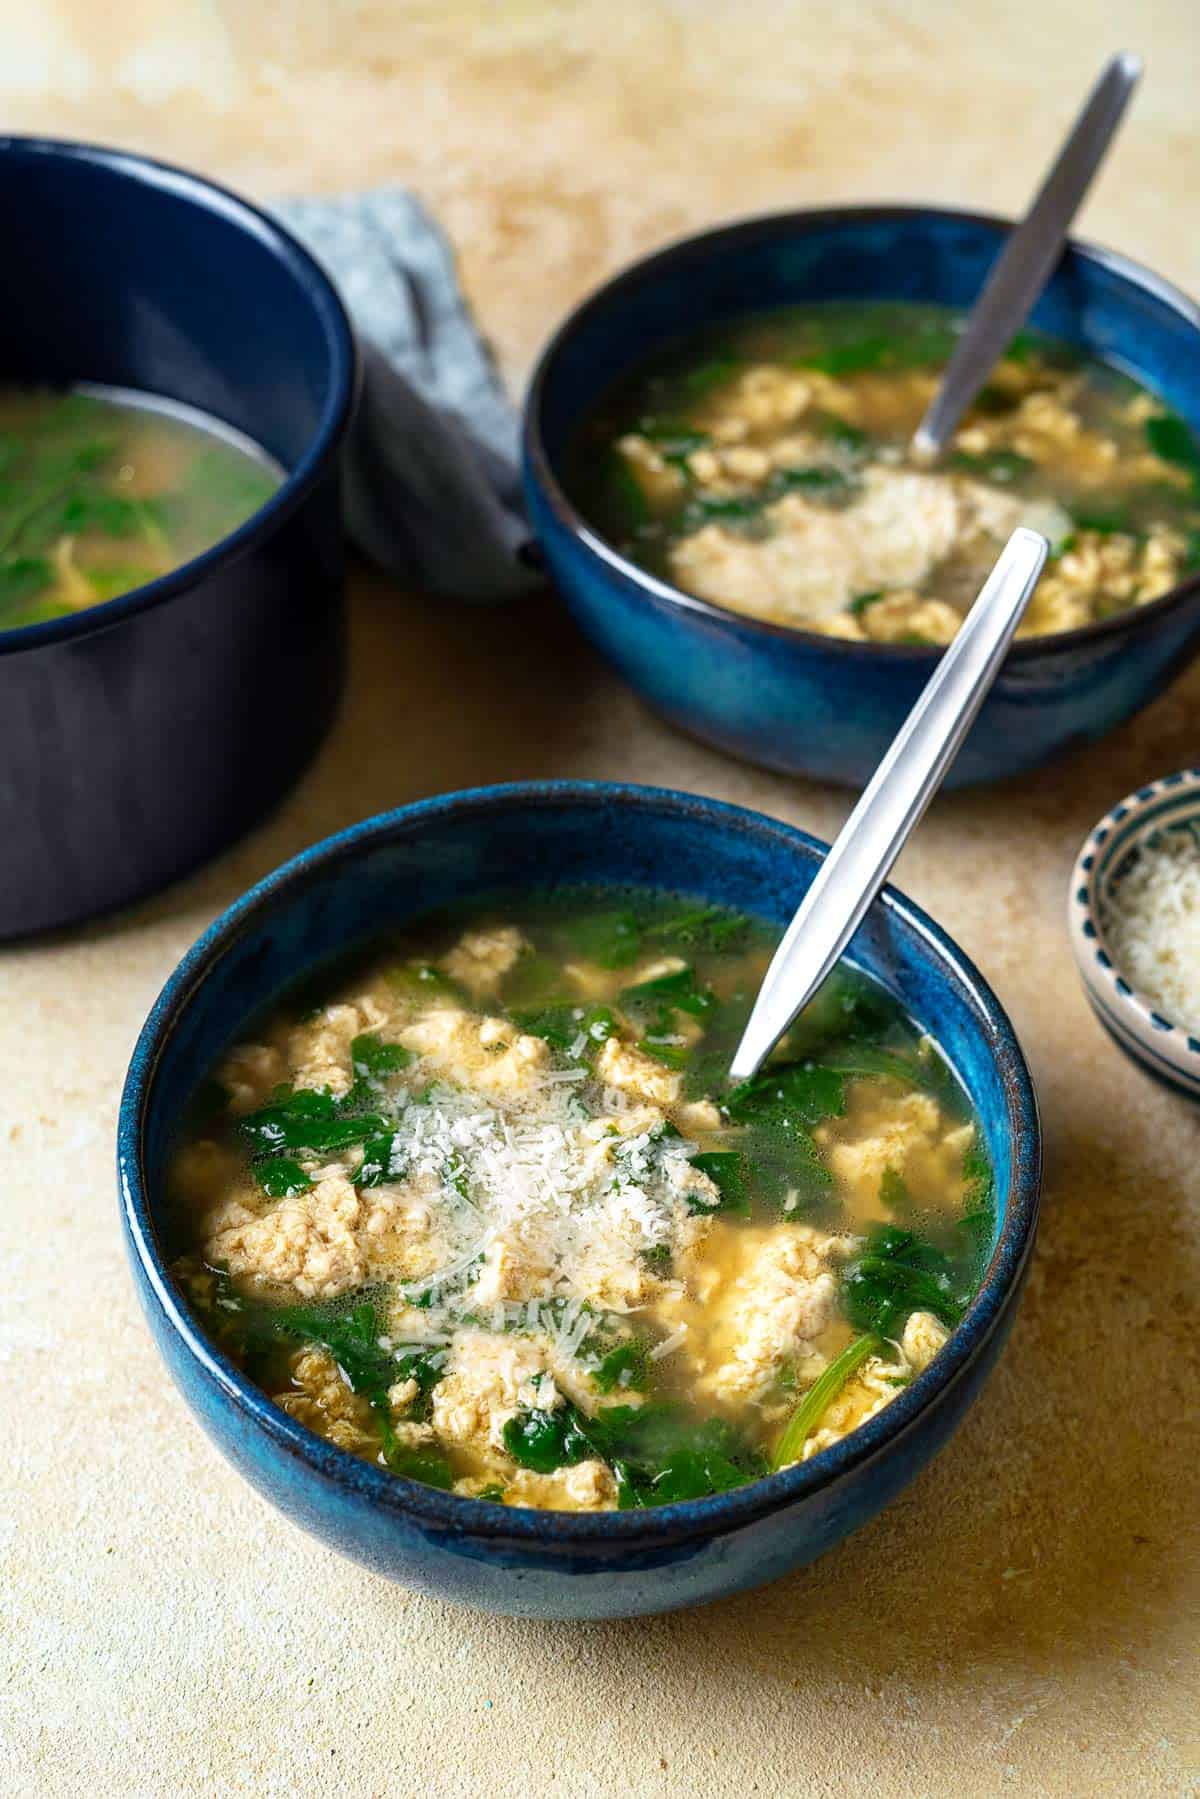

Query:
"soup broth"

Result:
[[567, 301, 1200, 642], [169, 892, 994, 1512], [0, 385, 282, 631]]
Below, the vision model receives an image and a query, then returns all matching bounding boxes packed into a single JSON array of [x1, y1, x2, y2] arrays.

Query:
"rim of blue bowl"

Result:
[[119, 780, 1042, 1549], [1069, 767, 1200, 1070], [524, 202, 1200, 663], [0, 135, 359, 657]]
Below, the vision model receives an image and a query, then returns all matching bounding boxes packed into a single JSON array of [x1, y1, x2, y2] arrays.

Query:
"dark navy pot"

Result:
[[0, 138, 357, 935], [119, 782, 1041, 1619], [524, 207, 1200, 788]]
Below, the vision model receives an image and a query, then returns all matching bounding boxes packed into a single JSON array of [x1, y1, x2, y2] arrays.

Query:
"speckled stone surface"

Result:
[[2, 5, 1199, 1794]]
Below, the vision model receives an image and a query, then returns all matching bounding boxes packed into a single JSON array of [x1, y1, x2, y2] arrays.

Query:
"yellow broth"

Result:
[[168, 892, 993, 1512], [0, 385, 282, 630], [566, 302, 1200, 643]]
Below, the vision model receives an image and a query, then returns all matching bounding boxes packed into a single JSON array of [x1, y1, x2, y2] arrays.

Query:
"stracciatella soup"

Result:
[[169, 893, 993, 1512], [567, 302, 1200, 643], [0, 386, 281, 631]]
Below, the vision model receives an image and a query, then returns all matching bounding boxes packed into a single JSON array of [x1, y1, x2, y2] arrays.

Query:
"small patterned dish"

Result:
[[1068, 768, 1200, 1098]]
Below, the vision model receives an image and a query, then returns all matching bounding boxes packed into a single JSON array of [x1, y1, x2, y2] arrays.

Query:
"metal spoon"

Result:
[[912, 50, 1142, 462], [728, 528, 1047, 1084]]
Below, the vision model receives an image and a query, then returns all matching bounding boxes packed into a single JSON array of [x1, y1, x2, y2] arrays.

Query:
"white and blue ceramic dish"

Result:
[[0, 137, 358, 936], [523, 206, 1200, 789], [119, 782, 1042, 1619], [1068, 768, 1200, 1099]]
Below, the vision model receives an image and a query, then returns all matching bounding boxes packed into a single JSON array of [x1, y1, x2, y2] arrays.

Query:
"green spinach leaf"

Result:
[[238, 1087, 389, 1157], [689, 1150, 752, 1215], [1145, 413, 1199, 471], [254, 1157, 313, 1199], [842, 1223, 973, 1338]]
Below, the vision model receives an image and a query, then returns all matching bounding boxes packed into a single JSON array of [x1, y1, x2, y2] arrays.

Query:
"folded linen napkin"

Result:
[[276, 189, 539, 604]]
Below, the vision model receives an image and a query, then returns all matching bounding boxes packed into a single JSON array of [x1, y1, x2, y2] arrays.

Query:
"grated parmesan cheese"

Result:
[[1101, 826, 1200, 1032], [364, 1062, 702, 1335]]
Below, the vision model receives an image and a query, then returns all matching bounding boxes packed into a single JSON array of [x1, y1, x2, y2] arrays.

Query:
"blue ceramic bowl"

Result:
[[524, 206, 1200, 788], [0, 138, 357, 935], [119, 781, 1041, 1619]]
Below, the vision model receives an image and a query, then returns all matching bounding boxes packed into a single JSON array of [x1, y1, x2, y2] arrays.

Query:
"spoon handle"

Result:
[[728, 528, 1047, 1084], [912, 51, 1142, 460]]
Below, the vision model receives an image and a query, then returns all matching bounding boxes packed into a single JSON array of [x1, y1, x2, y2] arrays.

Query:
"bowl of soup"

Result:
[[119, 782, 1041, 1618], [0, 137, 357, 934], [524, 207, 1200, 787]]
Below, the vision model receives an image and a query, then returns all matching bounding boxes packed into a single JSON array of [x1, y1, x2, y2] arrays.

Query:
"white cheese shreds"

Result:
[[649, 1323, 689, 1362], [1102, 828, 1200, 1032], [370, 1064, 698, 1333]]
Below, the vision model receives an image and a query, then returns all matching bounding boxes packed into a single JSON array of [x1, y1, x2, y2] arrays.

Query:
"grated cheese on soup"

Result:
[[1102, 827, 1200, 1032]]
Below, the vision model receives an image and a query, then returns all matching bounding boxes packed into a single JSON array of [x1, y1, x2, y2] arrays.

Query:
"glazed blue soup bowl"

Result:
[[0, 138, 357, 935], [119, 782, 1041, 1619], [523, 207, 1200, 788]]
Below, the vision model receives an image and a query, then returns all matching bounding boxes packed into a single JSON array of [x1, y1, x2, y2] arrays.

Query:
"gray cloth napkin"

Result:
[[276, 190, 539, 604]]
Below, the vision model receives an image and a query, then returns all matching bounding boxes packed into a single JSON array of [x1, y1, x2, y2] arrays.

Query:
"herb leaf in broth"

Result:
[[0, 554, 55, 626], [593, 1404, 768, 1507], [797, 316, 959, 376], [591, 1339, 652, 1395], [511, 1002, 617, 1057], [357, 1130, 406, 1188], [254, 1156, 314, 1199], [680, 461, 853, 534], [878, 1165, 916, 1220], [781, 967, 897, 1059], [680, 491, 765, 529], [721, 1062, 840, 1218], [645, 905, 749, 952], [958, 1139, 997, 1265], [238, 1087, 390, 1157], [1144, 412, 1200, 474], [502, 1406, 594, 1474], [619, 963, 717, 1072], [387, 960, 467, 1003], [85, 564, 162, 603], [619, 963, 716, 1018], [724, 1058, 845, 1128], [350, 1032, 413, 1081], [772, 1332, 882, 1469], [560, 907, 644, 969], [848, 589, 883, 617], [811, 411, 869, 449], [149, 446, 277, 546], [947, 447, 1035, 484], [679, 355, 743, 398], [842, 1223, 974, 1338], [1065, 499, 1134, 535], [188, 1274, 457, 1482], [503, 1396, 767, 1506], [689, 1150, 752, 1215]]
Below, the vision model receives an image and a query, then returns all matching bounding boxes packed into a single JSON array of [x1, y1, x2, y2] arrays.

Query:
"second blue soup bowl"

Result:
[[523, 207, 1200, 788], [119, 782, 1041, 1619]]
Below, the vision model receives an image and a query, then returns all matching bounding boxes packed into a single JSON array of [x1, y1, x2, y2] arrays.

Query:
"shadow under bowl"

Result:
[[119, 781, 1042, 1619], [0, 136, 358, 936], [1068, 766, 1200, 1099], [523, 205, 1200, 789]]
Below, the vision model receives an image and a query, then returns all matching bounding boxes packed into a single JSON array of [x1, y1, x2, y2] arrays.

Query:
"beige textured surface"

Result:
[[2, 5, 1199, 1795]]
